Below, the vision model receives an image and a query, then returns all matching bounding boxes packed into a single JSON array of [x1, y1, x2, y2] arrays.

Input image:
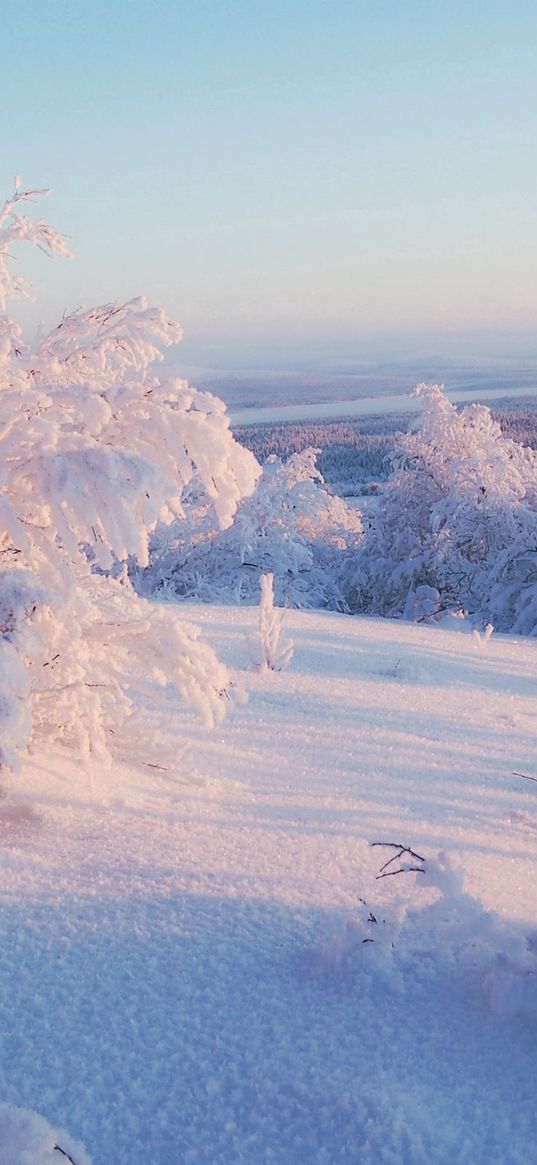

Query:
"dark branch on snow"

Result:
[[54, 1146, 79, 1165], [513, 770, 537, 786], [370, 841, 426, 879], [377, 865, 426, 879]]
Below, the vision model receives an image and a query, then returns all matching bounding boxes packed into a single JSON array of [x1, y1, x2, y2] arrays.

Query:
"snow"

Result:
[[1, 605, 537, 1163], [0, 1102, 89, 1165]]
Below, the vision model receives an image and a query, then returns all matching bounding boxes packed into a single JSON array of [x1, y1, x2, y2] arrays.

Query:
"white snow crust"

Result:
[[1, 606, 537, 1164], [0, 1100, 90, 1165]]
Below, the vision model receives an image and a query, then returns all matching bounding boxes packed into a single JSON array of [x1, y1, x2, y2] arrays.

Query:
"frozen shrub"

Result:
[[247, 573, 294, 671], [150, 448, 362, 610], [354, 383, 537, 631]]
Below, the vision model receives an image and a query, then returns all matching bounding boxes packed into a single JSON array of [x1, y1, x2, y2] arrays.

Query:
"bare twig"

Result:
[[370, 841, 426, 880], [377, 865, 426, 879], [54, 1146, 79, 1165], [370, 841, 426, 866], [513, 770, 537, 786]]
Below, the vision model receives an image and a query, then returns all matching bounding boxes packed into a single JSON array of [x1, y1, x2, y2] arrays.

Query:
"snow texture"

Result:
[[1, 606, 537, 1164]]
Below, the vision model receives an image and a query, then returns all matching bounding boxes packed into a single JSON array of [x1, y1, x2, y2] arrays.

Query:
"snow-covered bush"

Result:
[[247, 573, 294, 671], [353, 383, 537, 630], [148, 448, 363, 610], [0, 182, 259, 770]]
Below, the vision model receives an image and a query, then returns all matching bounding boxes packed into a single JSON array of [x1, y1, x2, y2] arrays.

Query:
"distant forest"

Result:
[[235, 400, 537, 497]]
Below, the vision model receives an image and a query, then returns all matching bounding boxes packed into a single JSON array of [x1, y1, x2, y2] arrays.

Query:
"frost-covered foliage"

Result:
[[0, 1100, 90, 1165], [0, 570, 51, 771], [247, 573, 294, 671], [147, 448, 362, 610], [0, 183, 258, 770], [353, 383, 537, 631]]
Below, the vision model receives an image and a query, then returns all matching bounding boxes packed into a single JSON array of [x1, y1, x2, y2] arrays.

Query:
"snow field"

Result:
[[1, 607, 537, 1163]]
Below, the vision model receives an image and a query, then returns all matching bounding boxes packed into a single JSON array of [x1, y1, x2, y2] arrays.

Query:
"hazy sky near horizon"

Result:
[[3, 0, 537, 371]]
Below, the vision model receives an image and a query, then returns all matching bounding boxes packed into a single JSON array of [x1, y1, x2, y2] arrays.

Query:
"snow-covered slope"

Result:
[[1, 607, 536, 1164]]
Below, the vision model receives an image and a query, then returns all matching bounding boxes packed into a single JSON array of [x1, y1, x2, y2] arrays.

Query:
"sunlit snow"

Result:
[[1, 606, 536, 1164]]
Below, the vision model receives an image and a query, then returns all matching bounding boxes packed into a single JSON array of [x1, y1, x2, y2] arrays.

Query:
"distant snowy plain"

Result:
[[230, 384, 537, 426], [2, 607, 537, 1164]]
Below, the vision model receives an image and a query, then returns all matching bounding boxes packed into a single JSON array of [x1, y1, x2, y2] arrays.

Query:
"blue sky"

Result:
[[3, 0, 537, 371]]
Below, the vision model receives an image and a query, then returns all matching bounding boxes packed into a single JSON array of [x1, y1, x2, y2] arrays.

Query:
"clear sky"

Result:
[[2, 0, 537, 372]]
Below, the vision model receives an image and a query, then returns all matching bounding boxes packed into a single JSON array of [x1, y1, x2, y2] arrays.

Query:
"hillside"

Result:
[[232, 398, 537, 500], [2, 606, 537, 1164]]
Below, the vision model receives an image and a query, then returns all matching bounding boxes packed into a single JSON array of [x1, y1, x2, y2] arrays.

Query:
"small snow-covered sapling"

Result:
[[248, 573, 294, 672]]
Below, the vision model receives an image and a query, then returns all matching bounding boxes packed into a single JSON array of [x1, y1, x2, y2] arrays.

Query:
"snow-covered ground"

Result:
[[2, 606, 537, 1164]]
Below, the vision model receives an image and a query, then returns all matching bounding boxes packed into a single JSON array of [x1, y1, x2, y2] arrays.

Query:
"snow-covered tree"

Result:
[[0, 182, 259, 770], [353, 383, 537, 629], [147, 447, 363, 610]]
